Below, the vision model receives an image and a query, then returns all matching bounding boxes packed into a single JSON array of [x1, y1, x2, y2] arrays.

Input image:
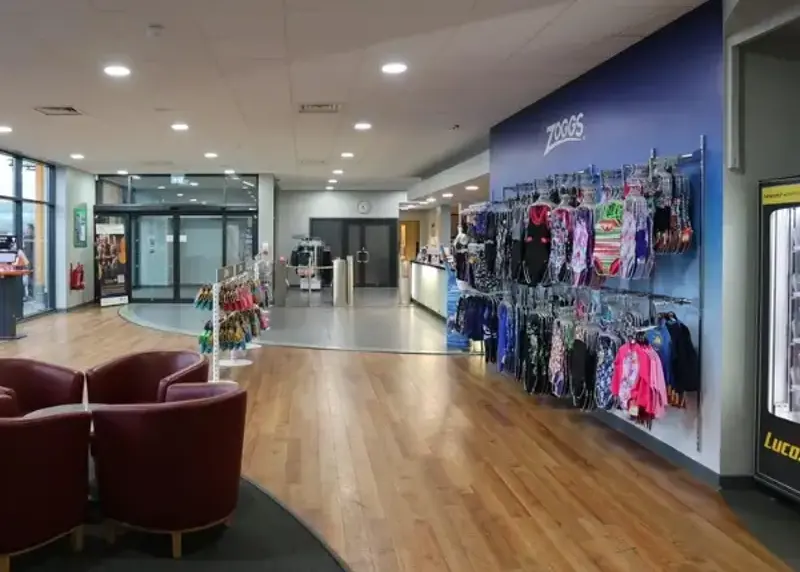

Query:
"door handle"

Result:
[[361, 250, 370, 263]]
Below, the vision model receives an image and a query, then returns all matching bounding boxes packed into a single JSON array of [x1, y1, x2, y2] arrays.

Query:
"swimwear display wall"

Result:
[[489, 1, 724, 475]]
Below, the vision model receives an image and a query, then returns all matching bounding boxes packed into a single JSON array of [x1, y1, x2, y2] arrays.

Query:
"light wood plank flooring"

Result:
[[1, 308, 791, 572]]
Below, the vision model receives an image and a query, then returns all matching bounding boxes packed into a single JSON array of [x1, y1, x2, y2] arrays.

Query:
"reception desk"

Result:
[[410, 261, 447, 319]]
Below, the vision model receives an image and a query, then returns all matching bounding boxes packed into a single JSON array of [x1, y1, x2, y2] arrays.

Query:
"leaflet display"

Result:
[[95, 223, 129, 307]]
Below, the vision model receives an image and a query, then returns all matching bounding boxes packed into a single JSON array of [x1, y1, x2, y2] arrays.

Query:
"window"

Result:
[[22, 159, 49, 201], [0, 152, 55, 317], [0, 154, 14, 197], [96, 174, 258, 207], [0, 199, 15, 235], [21, 202, 49, 316]]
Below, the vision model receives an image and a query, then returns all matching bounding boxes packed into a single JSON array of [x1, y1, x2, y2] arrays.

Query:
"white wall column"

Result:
[[258, 174, 275, 261]]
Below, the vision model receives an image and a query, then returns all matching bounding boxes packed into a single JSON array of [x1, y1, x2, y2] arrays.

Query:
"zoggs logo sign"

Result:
[[544, 113, 585, 157]]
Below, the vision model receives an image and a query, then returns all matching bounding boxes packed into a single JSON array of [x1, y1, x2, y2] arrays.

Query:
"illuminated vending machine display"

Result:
[[757, 177, 800, 499]]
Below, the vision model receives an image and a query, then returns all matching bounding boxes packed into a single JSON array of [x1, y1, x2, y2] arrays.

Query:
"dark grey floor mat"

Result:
[[12, 478, 348, 571]]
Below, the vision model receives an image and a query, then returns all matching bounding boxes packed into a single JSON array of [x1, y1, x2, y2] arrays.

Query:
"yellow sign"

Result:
[[764, 431, 800, 461], [762, 184, 800, 206]]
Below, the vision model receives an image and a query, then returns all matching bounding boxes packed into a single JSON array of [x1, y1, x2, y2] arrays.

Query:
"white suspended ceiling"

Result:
[[0, 0, 703, 190]]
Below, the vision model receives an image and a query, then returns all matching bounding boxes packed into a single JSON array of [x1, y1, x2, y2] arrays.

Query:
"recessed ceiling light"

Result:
[[224, 169, 235, 175], [354, 122, 372, 131], [341, 152, 354, 159], [132, 175, 141, 180], [158, 185, 166, 189], [0, 126, 13, 134], [189, 181, 199, 187], [442, 193, 454, 198], [104, 64, 131, 77], [117, 170, 128, 175], [325, 186, 334, 190], [328, 179, 338, 184], [171, 122, 189, 131], [177, 193, 184, 197], [426, 197, 436, 202], [204, 152, 218, 159], [70, 153, 84, 160], [465, 185, 479, 191], [332, 169, 344, 175], [381, 62, 408, 75], [190, 198, 197, 202]]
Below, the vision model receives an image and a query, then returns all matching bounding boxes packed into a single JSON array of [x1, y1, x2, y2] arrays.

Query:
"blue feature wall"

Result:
[[490, 1, 723, 472]]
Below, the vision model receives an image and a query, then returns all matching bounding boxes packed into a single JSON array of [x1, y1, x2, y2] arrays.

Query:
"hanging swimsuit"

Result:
[[593, 201, 623, 277], [570, 207, 593, 286], [547, 207, 572, 283], [524, 205, 551, 285]]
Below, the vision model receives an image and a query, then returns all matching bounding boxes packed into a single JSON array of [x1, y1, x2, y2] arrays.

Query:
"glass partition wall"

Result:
[[95, 173, 258, 303], [0, 153, 55, 317]]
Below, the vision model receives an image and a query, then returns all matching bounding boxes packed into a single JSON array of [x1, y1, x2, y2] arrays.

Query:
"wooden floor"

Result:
[[2, 308, 791, 572]]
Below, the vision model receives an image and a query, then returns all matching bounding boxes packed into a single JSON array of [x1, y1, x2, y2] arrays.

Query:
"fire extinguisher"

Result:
[[69, 263, 85, 291]]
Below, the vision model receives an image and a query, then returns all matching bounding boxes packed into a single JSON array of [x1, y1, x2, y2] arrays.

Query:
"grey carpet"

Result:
[[12, 478, 348, 571]]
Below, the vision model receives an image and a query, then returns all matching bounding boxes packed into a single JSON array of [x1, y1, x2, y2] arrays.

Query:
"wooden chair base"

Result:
[[0, 525, 83, 572], [106, 514, 234, 560]]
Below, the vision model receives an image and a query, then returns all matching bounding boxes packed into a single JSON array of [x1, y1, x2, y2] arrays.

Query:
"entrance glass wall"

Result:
[[96, 173, 259, 303], [97, 207, 258, 303], [0, 152, 54, 317]]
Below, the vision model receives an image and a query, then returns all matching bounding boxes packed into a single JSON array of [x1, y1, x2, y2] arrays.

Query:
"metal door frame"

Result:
[[95, 205, 258, 303], [309, 217, 398, 287]]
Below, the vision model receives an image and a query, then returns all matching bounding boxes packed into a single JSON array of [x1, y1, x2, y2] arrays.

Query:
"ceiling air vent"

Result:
[[298, 103, 341, 114], [299, 159, 327, 166], [34, 106, 83, 116]]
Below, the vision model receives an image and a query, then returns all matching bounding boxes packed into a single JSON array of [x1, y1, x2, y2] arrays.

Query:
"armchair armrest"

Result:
[[157, 356, 210, 402], [165, 382, 239, 403]]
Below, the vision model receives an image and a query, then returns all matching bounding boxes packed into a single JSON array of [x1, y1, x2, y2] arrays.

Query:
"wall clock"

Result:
[[357, 200, 372, 215]]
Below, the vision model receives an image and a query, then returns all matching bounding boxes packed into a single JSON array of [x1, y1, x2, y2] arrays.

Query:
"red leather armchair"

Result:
[[0, 358, 83, 416], [85, 350, 209, 405], [0, 412, 92, 572], [92, 382, 246, 558]]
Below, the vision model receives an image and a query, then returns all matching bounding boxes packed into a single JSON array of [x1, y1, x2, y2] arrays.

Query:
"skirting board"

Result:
[[411, 299, 446, 322], [591, 409, 754, 491]]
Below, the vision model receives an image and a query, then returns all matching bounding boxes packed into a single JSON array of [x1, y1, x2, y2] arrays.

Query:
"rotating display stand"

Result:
[[195, 259, 270, 382]]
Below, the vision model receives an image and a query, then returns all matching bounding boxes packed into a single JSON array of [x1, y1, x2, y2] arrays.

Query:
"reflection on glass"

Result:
[[225, 217, 255, 265], [768, 207, 800, 422], [0, 198, 14, 235], [21, 160, 48, 201], [132, 216, 174, 300], [179, 216, 222, 291], [0, 154, 14, 197], [99, 175, 258, 207], [21, 202, 50, 316]]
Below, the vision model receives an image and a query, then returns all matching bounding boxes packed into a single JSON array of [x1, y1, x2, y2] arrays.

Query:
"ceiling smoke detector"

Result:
[[34, 106, 82, 116], [298, 103, 342, 114]]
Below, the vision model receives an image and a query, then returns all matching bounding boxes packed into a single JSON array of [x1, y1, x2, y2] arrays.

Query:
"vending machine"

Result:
[[756, 177, 800, 500]]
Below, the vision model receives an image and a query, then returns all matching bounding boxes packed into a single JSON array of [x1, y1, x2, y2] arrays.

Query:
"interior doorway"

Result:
[[309, 218, 398, 287]]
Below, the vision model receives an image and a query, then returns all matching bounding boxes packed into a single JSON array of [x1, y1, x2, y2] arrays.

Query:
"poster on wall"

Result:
[[73, 203, 88, 248], [95, 223, 129, 307]]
